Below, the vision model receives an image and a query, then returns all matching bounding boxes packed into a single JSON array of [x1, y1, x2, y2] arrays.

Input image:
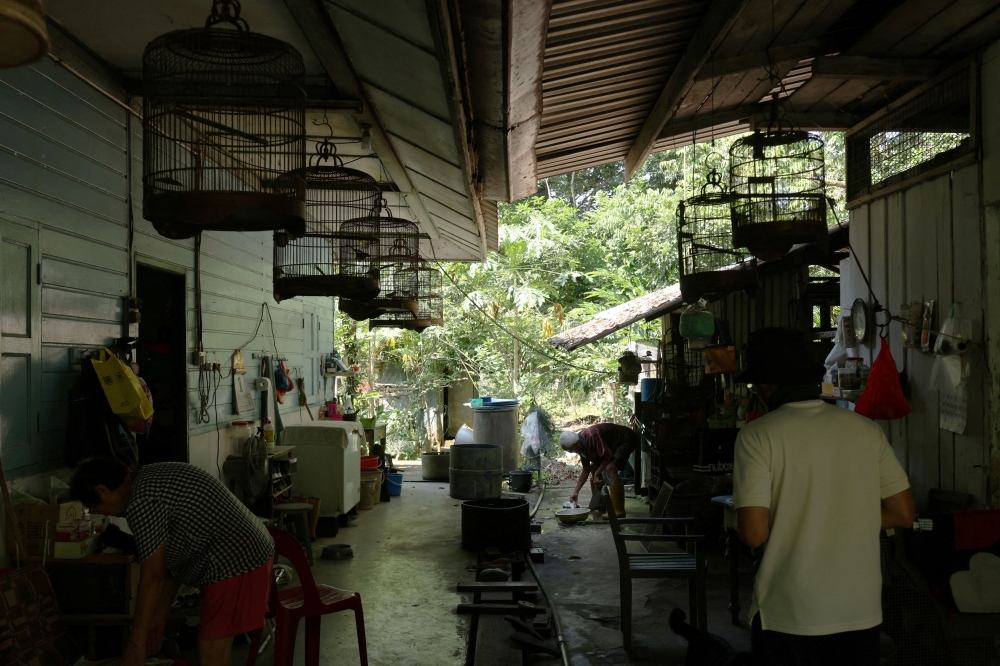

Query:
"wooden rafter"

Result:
[[624, 0, 752, 179]]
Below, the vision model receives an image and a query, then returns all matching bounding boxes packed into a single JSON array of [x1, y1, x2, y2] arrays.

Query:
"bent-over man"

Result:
[[71, 459, 274, 666], [560, 422, 637, 518]]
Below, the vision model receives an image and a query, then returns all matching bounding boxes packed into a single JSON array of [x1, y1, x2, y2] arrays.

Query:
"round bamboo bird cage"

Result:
[[0, 0, 48, 68], [338, 218, 421, 321], [272, 139, 382, 302], [677, 169, 757, 302], [729, 130, 826, 261], [406, 263, 444, 331], [142, 0, 307, 240]]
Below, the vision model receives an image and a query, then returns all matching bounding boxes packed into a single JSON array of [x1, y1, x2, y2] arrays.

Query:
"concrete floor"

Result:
[[531, 483, 754, 665], [232, 460, 476, 666], [222, 464, 753, 666]]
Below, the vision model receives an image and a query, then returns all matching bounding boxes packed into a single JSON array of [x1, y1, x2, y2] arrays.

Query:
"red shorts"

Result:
[[199, 558, 273, 641]]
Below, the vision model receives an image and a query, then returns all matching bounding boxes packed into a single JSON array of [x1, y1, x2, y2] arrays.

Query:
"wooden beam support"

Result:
[[750, 109, 859, 132], [693, 39, 828, 82], [428, 0, 489, 261], [811, 55, 951, 81], [656, 105, 757, 141], [624, 0, 752, 179], [282, 0, 441, 240]]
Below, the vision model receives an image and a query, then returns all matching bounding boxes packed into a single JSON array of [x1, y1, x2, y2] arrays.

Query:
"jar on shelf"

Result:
[[229, 421, 254, 456]]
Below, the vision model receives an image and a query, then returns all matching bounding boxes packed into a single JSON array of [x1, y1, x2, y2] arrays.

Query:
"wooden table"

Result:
[[711, 495, 740, 624]]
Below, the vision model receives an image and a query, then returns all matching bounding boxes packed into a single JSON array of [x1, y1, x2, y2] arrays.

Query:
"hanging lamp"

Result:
[[677, 168, 757, 302], [729, 104, 827, 262], [272, 134, 382, 303], [0, 0, 48, 68], [142, 0, 307, 239]]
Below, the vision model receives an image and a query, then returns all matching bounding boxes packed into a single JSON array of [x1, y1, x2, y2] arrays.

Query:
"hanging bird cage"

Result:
[[142, 0, 307, 240], [0, 0, 49, 68], [406, 263, 444, 331], [339, 218, 421, 321], [729, 130, 827, 261], [677, 169, 757, 302], [272, 138, 382, 303], [368, 310, 416, 330]]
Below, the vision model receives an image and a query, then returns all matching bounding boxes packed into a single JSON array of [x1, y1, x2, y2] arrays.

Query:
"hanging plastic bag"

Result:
[[930, 354, 967, 390], [825, 315, 851, 369], [520, 411, 542, 457], [854, 337, 911, 420], [933, 303, 972, 355], [679, 302, 715, 339], [127, 376, 155, 434], [91, 347, 154, 426]]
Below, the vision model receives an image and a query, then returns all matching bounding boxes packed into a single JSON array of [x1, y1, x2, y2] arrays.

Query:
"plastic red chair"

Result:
[[247, 527, 368, 666]]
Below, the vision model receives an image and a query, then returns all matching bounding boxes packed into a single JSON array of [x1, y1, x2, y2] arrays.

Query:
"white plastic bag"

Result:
[[930, 354, 967, 389], [454, 424, 474, 445], [520, 411, 541, 457], [934, 303, 972, 355]]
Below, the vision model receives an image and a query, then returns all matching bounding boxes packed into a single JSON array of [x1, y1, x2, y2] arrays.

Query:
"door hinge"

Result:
[[36, 263, 41, 285]]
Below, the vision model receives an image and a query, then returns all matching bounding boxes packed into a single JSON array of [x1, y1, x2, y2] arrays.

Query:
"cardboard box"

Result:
[[53, 535, 98, 560], [5, 501, 84, 556]]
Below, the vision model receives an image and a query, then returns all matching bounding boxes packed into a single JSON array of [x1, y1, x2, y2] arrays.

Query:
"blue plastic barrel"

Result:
[[640, 378, 663, 401], [386, 472, 403, 496]]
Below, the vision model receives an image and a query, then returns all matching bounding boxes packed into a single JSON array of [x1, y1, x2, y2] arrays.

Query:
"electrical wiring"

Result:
[[435, 263, 613, 376]]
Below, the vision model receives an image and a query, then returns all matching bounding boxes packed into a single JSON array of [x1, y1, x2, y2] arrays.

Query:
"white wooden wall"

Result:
[[843, 165, 987, 508]]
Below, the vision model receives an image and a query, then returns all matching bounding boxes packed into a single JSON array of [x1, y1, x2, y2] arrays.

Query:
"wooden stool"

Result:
[[274, 503, 314, 566]]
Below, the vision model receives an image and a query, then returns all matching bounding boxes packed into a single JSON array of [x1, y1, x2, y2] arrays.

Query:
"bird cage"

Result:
[[142, 0, 307, 240], [337, 218, 421, 321], [677, 169, 757, 303], [272, 139, 382, 302], [368, 310, 416, 330], [0, 0, 49, 69], [406, 263, 444, 331], [729, 130, 827, 261]]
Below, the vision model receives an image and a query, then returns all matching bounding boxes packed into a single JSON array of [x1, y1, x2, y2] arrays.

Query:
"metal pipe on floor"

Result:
[[526, 556, 569, 666], [529, 482, 546, 519]]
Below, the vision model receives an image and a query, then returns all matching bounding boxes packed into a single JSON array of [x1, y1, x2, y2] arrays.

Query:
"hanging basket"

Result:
[[678, 169, 758, 302], [730, 131, 827, 261], [142, 0, 307, 239]]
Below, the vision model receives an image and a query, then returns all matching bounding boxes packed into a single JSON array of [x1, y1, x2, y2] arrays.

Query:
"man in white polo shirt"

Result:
[[733, 328, 915, 666]]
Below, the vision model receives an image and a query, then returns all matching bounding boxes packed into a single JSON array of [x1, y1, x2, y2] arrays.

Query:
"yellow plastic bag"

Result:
[[92, 348, 154, 425]]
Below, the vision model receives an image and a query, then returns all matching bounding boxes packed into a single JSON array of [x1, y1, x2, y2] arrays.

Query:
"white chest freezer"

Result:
[[282, 421, 363, 516]]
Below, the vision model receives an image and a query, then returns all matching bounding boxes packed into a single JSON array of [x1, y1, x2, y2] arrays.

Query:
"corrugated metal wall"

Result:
[[843, 165, 987, 508], [706, 268, 803, 351], [0, 57, 337, 480]]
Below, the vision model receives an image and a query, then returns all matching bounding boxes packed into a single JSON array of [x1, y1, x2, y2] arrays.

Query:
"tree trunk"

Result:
[[569, 172, 576, 207]]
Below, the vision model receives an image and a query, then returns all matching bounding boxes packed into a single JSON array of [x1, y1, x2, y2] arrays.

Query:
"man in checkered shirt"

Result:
[[71, 458, 274, 666]]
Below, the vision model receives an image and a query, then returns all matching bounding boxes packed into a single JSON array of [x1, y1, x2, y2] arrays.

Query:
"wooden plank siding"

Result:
[[0, 56, 337, 479], [843, 166, 988, 508]]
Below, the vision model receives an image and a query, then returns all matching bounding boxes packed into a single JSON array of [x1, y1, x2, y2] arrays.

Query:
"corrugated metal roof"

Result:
[[536, 0, 709, 179]]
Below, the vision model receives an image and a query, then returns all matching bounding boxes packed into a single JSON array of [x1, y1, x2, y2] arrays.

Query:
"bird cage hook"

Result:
[[700, 167, 726, 196], [206, 0, 249, 31], [310, 117, 343, 167]]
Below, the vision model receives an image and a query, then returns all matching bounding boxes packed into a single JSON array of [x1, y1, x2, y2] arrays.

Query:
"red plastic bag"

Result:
[[855, 337, 911, 420]]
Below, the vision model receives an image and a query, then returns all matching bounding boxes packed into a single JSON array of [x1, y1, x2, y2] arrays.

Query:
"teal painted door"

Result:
[[1, 221, 41, 472], [302, 304, 319, 401]]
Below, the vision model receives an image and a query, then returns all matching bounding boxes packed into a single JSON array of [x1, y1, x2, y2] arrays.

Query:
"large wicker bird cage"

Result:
[[339, 218, 421, 321], [272, 139, 382, 302], [142, 0, 307, 240], [729, 130, 827, 261], [409, 263, 444, 331], [678, 169, 757, 302]]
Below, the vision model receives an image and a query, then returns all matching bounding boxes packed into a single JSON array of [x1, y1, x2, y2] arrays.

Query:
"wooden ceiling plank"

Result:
[[708, 0, 806, 61], [542, 44, 682, 79], [847, 0, 959, 56], [543, 95, 662, 124], [547, 7, 704, 45], [811, 55, 951, 80], [283, 0, 441, 240], [544, 21, 693, 57], [624, 0, 753, 178], [543, 68, 670, 95], [545, 31, 687, 66], [694, 40, 824, 81], [886, 0, 998, 57], [930, 5, 1000, 56], [543, 60, 674, 90], [544, 83, 664, 113]]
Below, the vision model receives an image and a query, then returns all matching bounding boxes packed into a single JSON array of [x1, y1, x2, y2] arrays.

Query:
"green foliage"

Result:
[[336, 132, 847, 451]]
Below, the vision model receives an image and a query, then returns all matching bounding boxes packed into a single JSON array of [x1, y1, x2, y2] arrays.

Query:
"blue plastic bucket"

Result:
[[386, 472, 403, 496], [640, 378, 663, 401]]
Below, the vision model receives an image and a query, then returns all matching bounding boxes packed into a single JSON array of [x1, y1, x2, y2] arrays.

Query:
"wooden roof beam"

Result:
[[693, 39, 829, 82], [624, 0, 752, 179], [282, 0, 442, 241], [811, 55, 952, 80]]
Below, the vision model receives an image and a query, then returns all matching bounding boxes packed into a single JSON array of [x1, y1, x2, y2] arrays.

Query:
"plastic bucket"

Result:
[[386, 472, 403, 496], [361, 455, 379, 469], [509, 470, 533, 493], [358, 478, 378, 510], [361, 469, 383, 504]]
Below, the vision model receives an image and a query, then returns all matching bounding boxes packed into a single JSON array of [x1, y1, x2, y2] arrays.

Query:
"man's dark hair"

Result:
[[70, 457, 129, 507]]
